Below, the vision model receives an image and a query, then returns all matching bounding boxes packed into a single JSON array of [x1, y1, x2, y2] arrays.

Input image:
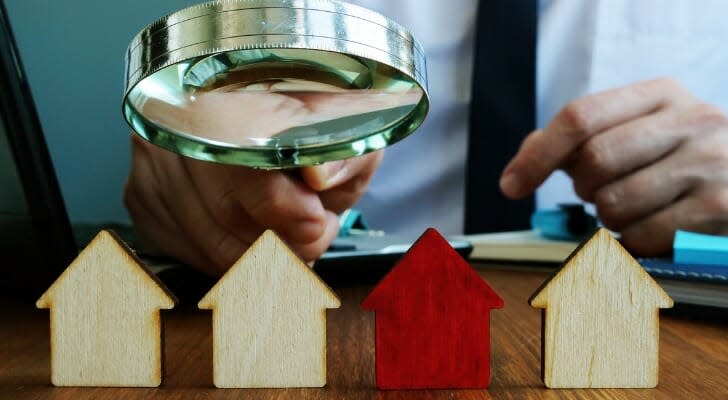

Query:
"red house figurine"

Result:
[[361, 228, 504, 389]]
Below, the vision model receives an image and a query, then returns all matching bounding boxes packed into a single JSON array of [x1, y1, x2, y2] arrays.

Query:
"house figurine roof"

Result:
[[199, 230, 340, 310], [530, 228, 672, 309], [36, 230, 176, 309], [362, 228, 503, 311]]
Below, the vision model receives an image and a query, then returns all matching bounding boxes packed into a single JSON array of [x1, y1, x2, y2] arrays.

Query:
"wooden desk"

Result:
[[1, 267, 726, 399]]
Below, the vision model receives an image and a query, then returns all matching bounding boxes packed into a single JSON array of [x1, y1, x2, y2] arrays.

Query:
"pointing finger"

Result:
[[501, 78, 695, 199]]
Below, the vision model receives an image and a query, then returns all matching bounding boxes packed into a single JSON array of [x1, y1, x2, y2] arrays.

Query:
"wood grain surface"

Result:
[[530, 229, 674, 388], [198, 230, 340, 388], [35, 230, 176, 387], [2, 267, 726, 399]]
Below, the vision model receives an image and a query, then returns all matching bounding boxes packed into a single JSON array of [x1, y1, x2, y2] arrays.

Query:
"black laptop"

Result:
[[0, 1, 76, 300]]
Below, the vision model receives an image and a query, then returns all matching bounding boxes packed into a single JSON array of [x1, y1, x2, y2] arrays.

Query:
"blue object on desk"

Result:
[[530, 204, 598, 241], [674, 230, 728, 267], [337, 209, 370, 237], [639, 258, 728, 283]]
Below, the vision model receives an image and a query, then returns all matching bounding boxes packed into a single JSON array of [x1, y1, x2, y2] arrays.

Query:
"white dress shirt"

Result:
[[349, 0, 728, 236]]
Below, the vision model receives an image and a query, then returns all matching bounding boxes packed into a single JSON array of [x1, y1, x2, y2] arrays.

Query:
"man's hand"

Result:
[[500, 78, 728, 255], [124, 135, 382, 276]]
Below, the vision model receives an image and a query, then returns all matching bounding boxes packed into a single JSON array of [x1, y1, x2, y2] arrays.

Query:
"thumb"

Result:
[[301, 160, 347, 191], [301, 151, 383, 191]]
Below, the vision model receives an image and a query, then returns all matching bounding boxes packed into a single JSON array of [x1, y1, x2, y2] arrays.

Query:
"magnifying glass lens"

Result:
[[123, 0, 429, 168], [128, 49, 422, 149]]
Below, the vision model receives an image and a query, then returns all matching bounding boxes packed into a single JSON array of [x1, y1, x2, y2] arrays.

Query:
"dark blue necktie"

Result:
[[465, 0, 537, 233]]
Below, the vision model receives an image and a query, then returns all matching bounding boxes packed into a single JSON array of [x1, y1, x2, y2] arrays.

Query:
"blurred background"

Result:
[[5, 0, 201, 224]]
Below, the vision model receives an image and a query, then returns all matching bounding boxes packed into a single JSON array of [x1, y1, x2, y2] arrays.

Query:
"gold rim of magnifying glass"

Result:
[[121, 0, 429, 168]]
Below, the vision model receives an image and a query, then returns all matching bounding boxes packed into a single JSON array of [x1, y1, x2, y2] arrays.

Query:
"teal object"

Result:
[[337, 209, 370, 237], [674, 230, 728, 267], [530, 204, 597, 241]]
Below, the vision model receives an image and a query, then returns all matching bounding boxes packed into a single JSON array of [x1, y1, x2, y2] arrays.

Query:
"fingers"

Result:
[[292, 210, 341, 261], [565, 111, 681, 201], [230, 168, 330, 245], [621, 188, 728, 256], [501, 78, 696, 198], [126, 131, 370, 272], [125, 183, 214, 274], [126, 136, 224, 275], [300, 151, 384, 192], [591, 108, 728, 231], [301, 152, 383, 214], [142, 141, 248, 274], [126, 136, 182, 234], [184, 153, 339, 259], [592, 151, 693, 232], [567, 103, 727, 201]]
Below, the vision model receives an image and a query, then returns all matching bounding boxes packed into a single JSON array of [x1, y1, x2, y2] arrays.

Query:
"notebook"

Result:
[[462, 230, 728, 308]]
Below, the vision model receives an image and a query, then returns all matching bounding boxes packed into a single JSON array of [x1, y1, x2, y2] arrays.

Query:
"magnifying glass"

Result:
[[122, 0, 429, 169]]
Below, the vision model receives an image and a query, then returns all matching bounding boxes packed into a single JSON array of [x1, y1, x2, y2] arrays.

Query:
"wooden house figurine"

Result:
[[198, 230, 341, 388], [36, 230, 176, 387], [361, 228, 504, 389], [529, 228, 674, 388]]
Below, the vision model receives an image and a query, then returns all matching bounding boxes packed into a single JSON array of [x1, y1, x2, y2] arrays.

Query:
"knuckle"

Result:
[[693, 102, 726, 119], [643, 77, 688, 108], [706, 145, 728, 165], [688, 103, 728, 129], [703, 189, 728, 216], [655, 76, 684, 92], [294, 236, 332, 262], [579, 140, 611, 172], [571, 180, 595, 202], [648, 77, 689, 100], [212, 188, 238, 223], [594, 187, 624, 226], [687, 139, 728, 167], [253, 180, 288, 216], [560, 100, 595, 133]]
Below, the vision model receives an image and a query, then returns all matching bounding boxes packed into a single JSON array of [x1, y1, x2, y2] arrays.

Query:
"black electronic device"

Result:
[[0, 0, 77, 299]]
